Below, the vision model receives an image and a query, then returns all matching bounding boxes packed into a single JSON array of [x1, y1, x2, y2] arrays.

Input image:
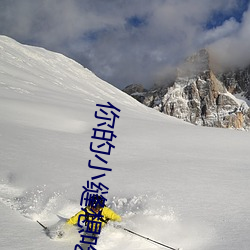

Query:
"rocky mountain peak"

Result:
[[123, 49, 250, 130], [177, 49, 210, 78]]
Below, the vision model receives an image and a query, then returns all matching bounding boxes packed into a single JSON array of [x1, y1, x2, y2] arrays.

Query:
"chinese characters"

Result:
[[74, 102, 121, 250]]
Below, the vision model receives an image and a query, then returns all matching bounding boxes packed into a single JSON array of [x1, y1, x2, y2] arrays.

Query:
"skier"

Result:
[[66, 195, 122, 230]]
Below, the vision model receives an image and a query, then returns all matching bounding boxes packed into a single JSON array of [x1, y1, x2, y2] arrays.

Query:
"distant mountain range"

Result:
[[123, 49, 250, 130]]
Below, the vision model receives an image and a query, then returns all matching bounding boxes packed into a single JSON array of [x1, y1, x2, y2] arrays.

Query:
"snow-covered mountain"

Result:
[[0, 36, 250, 250], [123, 49, 250, 130]]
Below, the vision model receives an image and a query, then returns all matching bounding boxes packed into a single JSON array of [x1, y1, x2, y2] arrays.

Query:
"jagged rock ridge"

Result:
[[123, 49, 250, 130]]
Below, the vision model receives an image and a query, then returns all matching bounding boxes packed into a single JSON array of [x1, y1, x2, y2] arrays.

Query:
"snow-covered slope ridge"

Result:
[[0, 35, 149, 128]]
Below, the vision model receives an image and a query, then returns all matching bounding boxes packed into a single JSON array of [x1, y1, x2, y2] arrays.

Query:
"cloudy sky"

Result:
[[0, 0, 249, 89]]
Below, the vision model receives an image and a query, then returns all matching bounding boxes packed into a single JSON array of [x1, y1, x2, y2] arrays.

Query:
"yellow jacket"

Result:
[[67, 206, 121, 229]]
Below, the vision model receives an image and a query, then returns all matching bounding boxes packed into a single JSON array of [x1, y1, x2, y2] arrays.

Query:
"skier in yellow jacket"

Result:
[[66, 195, 122, 234]]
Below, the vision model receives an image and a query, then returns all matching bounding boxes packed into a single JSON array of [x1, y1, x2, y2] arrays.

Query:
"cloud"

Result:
[[200, 18, 240, 45], [0, 0, 249, 89], [209, 4, 250, 69]]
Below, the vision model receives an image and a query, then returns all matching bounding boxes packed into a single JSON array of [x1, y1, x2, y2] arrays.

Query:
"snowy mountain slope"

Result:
[[0, 36, 250, 250]]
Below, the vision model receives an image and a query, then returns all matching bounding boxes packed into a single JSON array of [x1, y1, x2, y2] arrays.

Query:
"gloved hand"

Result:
[[56, 230, 65, 238], [55, 222, 71, 238]]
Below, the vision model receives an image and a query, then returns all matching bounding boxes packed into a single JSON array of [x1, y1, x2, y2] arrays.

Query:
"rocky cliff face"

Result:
[[123, 49, 250, 130], [217, 66, 250, 99]]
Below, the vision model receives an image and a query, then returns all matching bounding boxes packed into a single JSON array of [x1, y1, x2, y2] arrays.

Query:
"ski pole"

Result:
[[121, 226, 180, 250], [37, 220, 48, 230]]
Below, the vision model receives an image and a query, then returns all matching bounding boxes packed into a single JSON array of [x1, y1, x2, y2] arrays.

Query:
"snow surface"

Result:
[[0, 35, 250, 250]]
